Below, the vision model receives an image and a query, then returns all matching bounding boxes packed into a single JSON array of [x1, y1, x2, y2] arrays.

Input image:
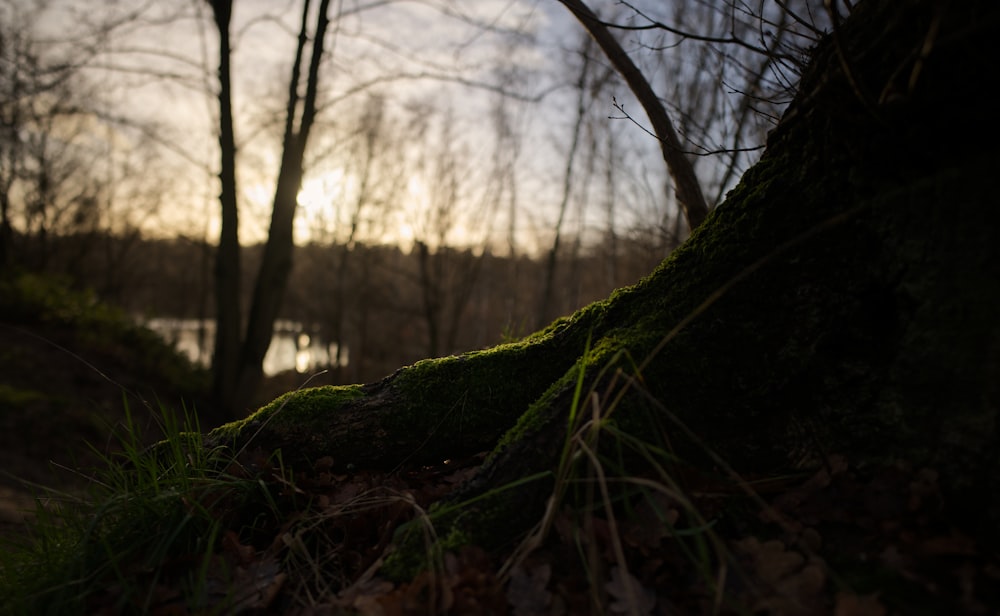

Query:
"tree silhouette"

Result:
[[206, 0, 333, 417]]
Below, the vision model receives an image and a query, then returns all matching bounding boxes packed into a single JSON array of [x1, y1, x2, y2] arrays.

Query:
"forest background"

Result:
[[0, 0, 823, 416]]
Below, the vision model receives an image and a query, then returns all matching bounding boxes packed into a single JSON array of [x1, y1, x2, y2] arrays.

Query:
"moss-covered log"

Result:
[[206, 0, 1000, 577]]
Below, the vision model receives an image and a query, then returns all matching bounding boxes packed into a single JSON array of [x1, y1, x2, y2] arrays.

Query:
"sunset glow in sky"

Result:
[[10, 0, 790, 254]]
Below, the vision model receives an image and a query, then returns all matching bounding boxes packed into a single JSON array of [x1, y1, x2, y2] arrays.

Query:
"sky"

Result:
[[11, 0, 796, 254]]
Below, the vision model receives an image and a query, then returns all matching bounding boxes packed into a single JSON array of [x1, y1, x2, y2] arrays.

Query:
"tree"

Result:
[[203, 0, 999, 592], [0, 1, 178, 279], [536, 34, 595, 329], [204, 0, 543, 414], [206, 0, 333, 417], [405, 108, 492, 359], [557, 0, 710, 230], [293, 93, 410, 383], [0, 1, 106, 269], [205, 0, 242, 419], [5, 0, 995, 611]]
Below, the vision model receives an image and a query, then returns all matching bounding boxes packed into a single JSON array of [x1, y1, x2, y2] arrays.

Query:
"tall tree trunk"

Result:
[[0, 192, 11, 270], [207, 0, 242, 415], [558, 0, 709, 230], [231, 0, 332, 414]]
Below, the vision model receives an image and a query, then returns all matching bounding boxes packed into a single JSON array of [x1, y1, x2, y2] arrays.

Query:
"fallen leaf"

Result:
[[221, 530, 255, 565], [736, 537, 804, 585], [605, 565, 656, 615], [507, 562, 553, 616]]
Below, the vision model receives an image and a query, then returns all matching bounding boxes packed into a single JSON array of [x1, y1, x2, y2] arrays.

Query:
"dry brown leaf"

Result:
[[202, 556, 286, 614], [605, 565, 656, 615], [220, 529, 255, 565], [351, 595, 387, 616], [736, 537, 805, 585], [774, 563, 825, 600], [507, 562, 553, 616], [735, 537, 828, 616], [623, 493, 679, 551]]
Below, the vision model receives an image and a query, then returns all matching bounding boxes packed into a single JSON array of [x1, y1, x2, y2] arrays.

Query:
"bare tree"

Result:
[[558, 0, 832, 233], [407, 107, 478, 358], [295, 93, 408, 383], [206, 0, 334, 416], [0, 0, 172, 274], [558, 0, 710, 230], [205, 0, 242, 416], [536, 34, 594, 329], [0, 1, 96, 268], [325, 99, 383, 381], [640, 0, 821, 205]]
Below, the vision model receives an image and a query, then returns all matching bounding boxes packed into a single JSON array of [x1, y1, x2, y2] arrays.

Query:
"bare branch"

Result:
[[558, 0, 709, 230]]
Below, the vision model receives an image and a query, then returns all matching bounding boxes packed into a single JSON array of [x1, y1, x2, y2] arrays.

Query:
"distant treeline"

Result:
[[8, 227, 678, 385]]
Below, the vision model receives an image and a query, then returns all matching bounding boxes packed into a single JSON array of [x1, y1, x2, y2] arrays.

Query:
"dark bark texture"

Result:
[[207, 0, 242, 418], [207, 0, 1000, 573], [210, 0, 332, 417]]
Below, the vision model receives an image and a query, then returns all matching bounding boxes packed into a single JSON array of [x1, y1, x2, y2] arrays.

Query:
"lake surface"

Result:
[[144, 318, 346, 376]]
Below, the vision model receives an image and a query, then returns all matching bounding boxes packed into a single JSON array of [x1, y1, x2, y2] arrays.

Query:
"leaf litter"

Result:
[[84, 451, 999, 614]]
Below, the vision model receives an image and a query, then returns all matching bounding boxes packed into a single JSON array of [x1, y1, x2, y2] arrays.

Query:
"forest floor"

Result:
[[0, 318, 301, 539], [1, 319, 998, 614]]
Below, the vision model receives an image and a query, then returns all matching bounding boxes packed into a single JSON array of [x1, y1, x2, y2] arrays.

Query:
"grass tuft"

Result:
[[0, 399, 262, 615]]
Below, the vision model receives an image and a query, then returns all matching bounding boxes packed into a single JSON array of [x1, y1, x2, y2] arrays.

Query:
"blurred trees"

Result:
[[92, 233, 666, 389], [1, 0, 840, 416], [0, 1, 184, 292], [560, 0, 710, 231], [0, 1, 111, 269], [560, 0, 831, 216]]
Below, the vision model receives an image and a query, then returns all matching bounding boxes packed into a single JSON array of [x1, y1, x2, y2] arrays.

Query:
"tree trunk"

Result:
[[223, 0, 332, 416], [0, 192, 11, 269], [207, 0, 242, 416], [207, 0, 1000, 578]]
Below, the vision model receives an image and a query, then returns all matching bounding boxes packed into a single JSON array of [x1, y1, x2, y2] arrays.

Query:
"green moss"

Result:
[[0, 271, 136, 341], [259, 384, 366, 422], [493, 368, 576, 453], [381, 521, 475, 581], [209, 384, 366, 440], [375, 317, 593, 439]]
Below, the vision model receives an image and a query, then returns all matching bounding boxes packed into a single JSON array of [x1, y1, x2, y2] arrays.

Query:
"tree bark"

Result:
[[208, 0, 1000, 577], [207, 0, 242, 415], [222, 0, 332, 416], [0, 191, 11, 269]]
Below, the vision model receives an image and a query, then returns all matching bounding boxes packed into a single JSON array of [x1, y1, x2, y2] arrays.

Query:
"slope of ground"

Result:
[[0, 272, 216, 535]]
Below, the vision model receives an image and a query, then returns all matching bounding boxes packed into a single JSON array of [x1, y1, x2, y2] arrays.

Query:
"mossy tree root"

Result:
[[204, 0, 1000, 579]]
